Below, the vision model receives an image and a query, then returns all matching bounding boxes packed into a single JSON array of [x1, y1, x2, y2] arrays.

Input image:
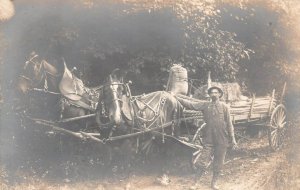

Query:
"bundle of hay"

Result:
[[193, 82, 248, 102], [166, 64, 188, 95]]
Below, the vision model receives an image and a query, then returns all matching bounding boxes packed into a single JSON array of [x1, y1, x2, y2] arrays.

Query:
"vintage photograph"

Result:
[[0, 0, 299, 189]]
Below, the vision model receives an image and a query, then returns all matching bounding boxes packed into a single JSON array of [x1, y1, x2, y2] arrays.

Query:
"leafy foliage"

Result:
[[1, 0, 299, 94], [115, 0, 253, 83]]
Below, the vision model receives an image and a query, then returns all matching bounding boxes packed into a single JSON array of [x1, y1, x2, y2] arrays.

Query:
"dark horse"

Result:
[[17, 53, 59, 95], [58, 62, 100, 121], [16, 53, 61, 118], [96, 69, 183, 154], [17, 53, 100, 126]]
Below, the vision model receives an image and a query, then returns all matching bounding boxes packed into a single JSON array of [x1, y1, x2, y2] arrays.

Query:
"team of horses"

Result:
[[17, 57, 178, 166], [17, 54, 191, 159], [17, 53, 182, 131], [17, 53, 244, 134], [16, 54, 244, 160]]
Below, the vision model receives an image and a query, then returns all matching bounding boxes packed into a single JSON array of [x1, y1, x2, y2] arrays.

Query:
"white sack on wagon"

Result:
[[166, 64, 188, 95]]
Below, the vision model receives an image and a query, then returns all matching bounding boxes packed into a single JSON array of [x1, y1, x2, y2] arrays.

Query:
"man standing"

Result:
[[176, 86, 237, 190]]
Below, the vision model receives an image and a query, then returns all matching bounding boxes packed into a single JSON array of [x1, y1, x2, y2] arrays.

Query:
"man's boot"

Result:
[[211, 172, 220, 190]]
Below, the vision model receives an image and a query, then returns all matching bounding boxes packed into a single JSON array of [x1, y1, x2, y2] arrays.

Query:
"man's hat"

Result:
[[207, 86, 223, 98]]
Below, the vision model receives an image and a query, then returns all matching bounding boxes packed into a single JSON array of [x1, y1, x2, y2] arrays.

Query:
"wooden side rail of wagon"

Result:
[[231, 83, 287, 150]]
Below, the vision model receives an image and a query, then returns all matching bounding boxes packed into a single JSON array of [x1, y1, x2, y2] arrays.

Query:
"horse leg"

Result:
[[119, 139, 135, 174], [141, 137, 154, 155]]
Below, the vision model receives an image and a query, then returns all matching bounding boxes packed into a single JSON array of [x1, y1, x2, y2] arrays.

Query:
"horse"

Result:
[[95, 71, 124, 133], [16, 53, 61, 117], [58, 62, 101, 123], [17, 53, 101, 127], [17, 53, 60, 95], [96, 69, 183, 157], [97, 70, 219, 172]]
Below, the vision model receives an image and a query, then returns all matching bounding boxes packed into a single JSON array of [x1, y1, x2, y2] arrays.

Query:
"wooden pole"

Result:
[[58, 113, 96, 123], [248, 94, 255, 121], [268, 89, 275, 116], [35, 120, 104, 143], [280, 82, 287, 104], [206, 71, 211, 98]]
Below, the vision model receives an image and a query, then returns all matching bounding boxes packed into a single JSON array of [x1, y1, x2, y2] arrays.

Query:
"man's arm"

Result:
[[224, 104, 237, 145], [175, 95, 207, 111]]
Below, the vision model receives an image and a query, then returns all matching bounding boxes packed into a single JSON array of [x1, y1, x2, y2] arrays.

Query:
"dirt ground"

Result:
[[1, 115, 300, 190]]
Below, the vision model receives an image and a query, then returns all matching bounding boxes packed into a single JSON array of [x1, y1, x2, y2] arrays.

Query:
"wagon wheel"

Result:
[[191, 123, 206, 168], [268, 104, 287, 151]]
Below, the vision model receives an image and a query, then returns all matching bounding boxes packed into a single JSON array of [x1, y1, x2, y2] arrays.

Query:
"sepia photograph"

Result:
[[0, 0, 299, 189]]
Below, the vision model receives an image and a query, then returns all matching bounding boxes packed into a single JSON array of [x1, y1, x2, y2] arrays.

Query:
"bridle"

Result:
[[20, 57, 59, 93], [98, 81, 125, 117], [102, 82, 124, 104], [19, 57, 46, 89]]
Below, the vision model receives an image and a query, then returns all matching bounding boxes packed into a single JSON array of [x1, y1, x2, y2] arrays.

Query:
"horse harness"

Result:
[[121, 91, 179, 143]]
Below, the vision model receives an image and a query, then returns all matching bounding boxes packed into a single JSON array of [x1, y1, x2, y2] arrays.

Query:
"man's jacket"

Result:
[[176, 96, 234, 146]]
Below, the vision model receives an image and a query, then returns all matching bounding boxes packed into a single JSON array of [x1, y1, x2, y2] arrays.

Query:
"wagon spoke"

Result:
[[279, 114, 286, 126], [280, 121, 286, 129], [278, 108, 282, 118], [271, 130, 277, 148], [277, 109, 285, 125], [280, 114, 286, 124], [275, 135, 279, 148], [271, 134, 276, 148], [279, 108, 284, 119], [277, 109, 283, 120], [268, 104, 286, 150], [192, 151, 202, 165], [270, 122, 278, 129], [270, 120, 277, 129], [271, 129, 276, 143], [277, 109, 283, 123], [279, 128, 286, 140], [271, 128, 277, 136], [275, 130, 280, 148], [278, 131, 283, 146], [275, 111, 280, 124]]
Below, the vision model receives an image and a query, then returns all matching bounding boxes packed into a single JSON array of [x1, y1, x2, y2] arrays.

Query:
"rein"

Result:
[[19, 75, 33, 82]]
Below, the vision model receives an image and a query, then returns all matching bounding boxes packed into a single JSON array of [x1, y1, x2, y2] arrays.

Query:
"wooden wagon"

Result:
[[183, 82, 287, 151]]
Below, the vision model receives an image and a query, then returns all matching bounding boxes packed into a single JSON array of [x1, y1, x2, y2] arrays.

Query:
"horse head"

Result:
[[17, 53, 59, 94], [98, 69, 125, 126]]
